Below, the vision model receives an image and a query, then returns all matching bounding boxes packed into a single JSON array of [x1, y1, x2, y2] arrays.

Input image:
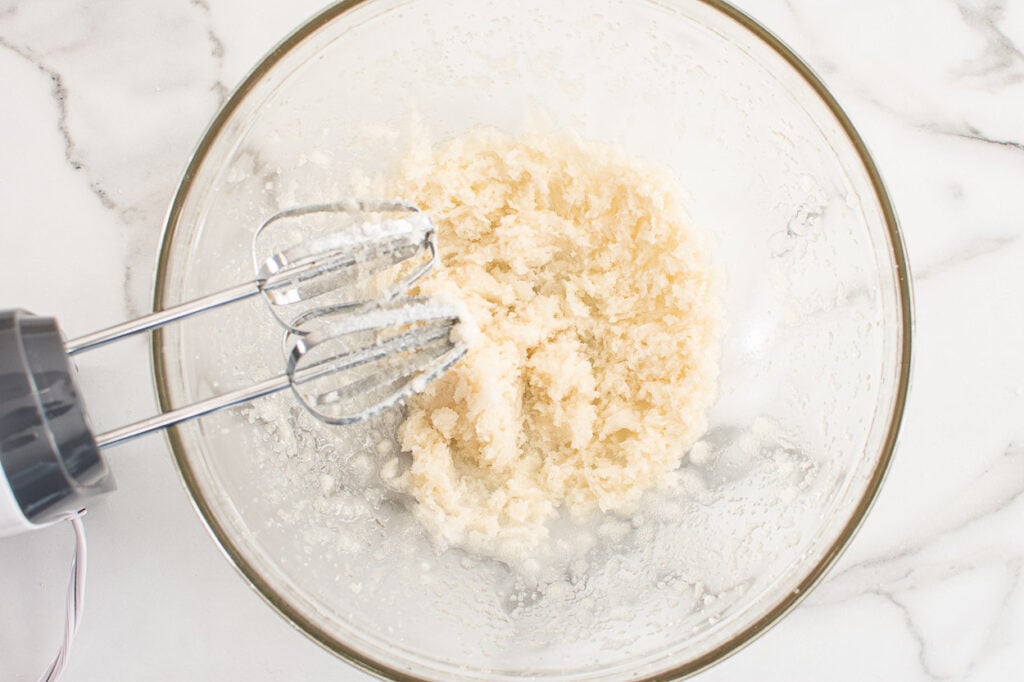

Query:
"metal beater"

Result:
[[0, 200, 466, 537]]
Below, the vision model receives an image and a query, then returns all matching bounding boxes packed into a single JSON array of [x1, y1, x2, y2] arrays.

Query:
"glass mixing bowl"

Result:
[[153, 0, 912, 679]]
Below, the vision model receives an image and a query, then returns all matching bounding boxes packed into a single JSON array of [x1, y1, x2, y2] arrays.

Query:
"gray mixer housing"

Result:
[[0, 309, 114, 534]]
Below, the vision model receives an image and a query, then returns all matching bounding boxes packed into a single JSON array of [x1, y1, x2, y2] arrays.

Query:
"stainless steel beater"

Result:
[[0, 200, 466, 537]]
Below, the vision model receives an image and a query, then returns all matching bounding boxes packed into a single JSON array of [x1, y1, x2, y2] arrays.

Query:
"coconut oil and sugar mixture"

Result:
[[372, 128, 723, 568]]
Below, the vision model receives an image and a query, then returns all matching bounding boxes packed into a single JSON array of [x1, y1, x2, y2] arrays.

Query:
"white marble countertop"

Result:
[[1, 1, 1022, 680]]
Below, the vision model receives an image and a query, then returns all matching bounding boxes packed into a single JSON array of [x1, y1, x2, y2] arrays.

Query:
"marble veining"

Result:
[[932, 124, 1024, 153], [0, 35, 119, 211], [953, 0, 1024, 85], [1, 1, 1022, 681], [189, 0, 230, 104], [916, 233, 1021, 281]]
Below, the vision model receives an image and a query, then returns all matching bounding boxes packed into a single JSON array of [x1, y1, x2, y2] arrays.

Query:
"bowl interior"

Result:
[[155, 0, 909, 679]]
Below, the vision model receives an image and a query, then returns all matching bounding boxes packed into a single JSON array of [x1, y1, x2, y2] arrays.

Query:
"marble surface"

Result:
[[1, 0, 1022, 680]]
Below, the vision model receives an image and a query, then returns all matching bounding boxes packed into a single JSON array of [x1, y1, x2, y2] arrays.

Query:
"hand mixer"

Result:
[[0, 200, 467, 538]]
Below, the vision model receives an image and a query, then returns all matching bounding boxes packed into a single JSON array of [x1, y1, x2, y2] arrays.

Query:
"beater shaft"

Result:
[[94, 374, 288, 448], [94, 297, 466, 446], [64, 282, 259, 355]]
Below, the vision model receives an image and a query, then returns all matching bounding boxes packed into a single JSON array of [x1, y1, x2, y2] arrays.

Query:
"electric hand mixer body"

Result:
[[0, 201, 466, 537]]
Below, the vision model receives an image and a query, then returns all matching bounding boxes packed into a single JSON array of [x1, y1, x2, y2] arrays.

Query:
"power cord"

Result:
[[38, 509, 87, 682]]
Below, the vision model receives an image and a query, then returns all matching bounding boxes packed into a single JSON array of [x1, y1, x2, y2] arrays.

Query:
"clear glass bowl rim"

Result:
[[151, 1, 914, 679]]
